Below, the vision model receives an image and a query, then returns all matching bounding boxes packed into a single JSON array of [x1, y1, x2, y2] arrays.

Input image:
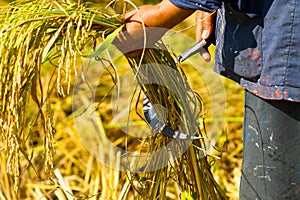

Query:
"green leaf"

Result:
[[181, 191, 195, 200], [84, 24, 124, 58]]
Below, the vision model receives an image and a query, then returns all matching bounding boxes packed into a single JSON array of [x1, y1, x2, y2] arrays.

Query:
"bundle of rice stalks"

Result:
[[0, 0, 227, 199], [125, 43, 227, 199]]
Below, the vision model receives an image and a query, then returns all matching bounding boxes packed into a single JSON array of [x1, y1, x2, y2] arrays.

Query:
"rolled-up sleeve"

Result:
[[169, 0, 221, 12]]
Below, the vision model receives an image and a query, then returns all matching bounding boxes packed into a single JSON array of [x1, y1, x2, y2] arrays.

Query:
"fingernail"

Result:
[[203, 54, 211, 62], [199, 48, 211, 62], [202, 30, 208, 39]]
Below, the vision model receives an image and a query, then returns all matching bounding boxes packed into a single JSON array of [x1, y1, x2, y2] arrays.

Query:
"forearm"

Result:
[[115, 0, 195, 57], [128, 0, 194, 29]]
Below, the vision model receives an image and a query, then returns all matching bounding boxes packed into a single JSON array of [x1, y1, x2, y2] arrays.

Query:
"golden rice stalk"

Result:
[[0, 0, 227, 199], [0, 0, 121, 192]]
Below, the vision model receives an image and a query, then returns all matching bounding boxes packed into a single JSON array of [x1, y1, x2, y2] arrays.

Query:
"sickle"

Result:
[[143, 96, 201, 140]]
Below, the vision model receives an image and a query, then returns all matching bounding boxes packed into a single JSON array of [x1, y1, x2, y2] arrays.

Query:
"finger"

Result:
[[199, 47, 211, 62], [196, 11, 214, 41], [195, 11, 204, 42], [201, 14, 213, 40]]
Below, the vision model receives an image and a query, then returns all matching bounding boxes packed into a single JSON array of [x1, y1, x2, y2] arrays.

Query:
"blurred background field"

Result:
[[0, 0, 244, 199]]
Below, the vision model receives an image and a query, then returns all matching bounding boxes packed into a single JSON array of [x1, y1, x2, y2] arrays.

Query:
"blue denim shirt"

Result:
[[170, 0, 300, 102]]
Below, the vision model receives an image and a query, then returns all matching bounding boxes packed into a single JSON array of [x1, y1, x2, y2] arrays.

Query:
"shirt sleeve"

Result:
[[169, 0, 221, 12]]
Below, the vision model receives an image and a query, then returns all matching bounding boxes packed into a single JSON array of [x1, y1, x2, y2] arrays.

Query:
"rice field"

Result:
[[0, 0, 244, 199]]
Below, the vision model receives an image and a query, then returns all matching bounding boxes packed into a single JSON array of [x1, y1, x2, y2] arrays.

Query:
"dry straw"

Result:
[[0, 0, 227, 199]]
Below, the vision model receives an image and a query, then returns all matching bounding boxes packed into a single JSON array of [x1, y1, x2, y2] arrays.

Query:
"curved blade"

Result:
[[143, 96, 201, 140]]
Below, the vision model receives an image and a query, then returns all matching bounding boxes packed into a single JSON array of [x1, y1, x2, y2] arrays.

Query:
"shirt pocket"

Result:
[[233, 25, 263, 81], [216, 3, 264, 81]]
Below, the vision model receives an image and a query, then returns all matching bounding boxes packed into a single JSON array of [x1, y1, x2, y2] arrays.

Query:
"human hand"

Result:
[[114, 0, 194, 58], [114, 7, 166, 58], [195, 10, 216, 62]]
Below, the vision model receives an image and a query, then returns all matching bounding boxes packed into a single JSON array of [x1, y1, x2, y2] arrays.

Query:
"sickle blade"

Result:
[[143, 96, 201, 140]]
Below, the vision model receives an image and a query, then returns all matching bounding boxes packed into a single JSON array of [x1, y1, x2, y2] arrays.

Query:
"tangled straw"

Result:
[[0, 0, 227, 199]]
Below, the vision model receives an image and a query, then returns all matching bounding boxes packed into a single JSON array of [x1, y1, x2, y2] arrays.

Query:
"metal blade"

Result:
[[178, 39, 207, 63]]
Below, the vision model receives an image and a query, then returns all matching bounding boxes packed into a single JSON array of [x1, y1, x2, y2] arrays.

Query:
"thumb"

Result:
[[123, 9, 138, 22], [196, 10, 214, 42]]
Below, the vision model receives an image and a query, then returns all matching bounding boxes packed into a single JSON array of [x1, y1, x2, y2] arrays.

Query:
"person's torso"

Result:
[[214, 0, 300, 101]]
